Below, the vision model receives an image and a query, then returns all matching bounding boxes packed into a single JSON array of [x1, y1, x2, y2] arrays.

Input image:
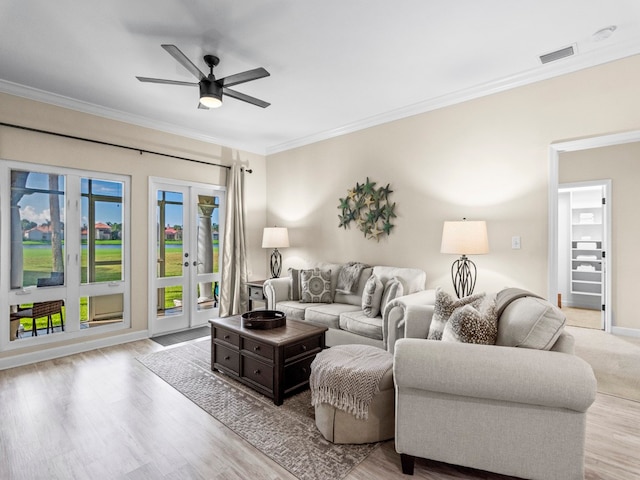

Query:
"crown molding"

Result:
[[265, 41, 640, 155], [0, 80, 266, 155]]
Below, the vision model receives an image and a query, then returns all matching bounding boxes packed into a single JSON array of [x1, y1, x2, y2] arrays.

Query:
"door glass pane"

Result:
[[196, 195, 220, 275], [10, 170, 65, 289], [157, 286, 183, 316], [81, 178, 124, 284], [157, 190, 183, 278], [196, 281, 219, 312]]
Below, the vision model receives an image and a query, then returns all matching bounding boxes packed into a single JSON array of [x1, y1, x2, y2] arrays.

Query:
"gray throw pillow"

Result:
[[442, 297, 498, 344], [497, 297, 566, 350], [380, 277, 405, 316], [362, 274, 384, 318], [427, 288, 485, 341], [300, 268, 332, 303], [289, 268, 302, 301]]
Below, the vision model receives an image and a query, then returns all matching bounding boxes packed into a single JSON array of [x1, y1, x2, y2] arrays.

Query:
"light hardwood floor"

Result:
[[1, 339, 639, 480]]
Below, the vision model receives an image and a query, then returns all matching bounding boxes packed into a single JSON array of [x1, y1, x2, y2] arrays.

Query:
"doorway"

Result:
[[557, 181, 609, 330], [149, 178, 225, 336]]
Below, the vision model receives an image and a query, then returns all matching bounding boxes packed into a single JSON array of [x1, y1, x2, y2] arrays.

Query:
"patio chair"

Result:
[[14, 300, 65, 336]]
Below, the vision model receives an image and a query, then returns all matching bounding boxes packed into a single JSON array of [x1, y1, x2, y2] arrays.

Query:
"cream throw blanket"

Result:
[[310, 345, 393, 420]]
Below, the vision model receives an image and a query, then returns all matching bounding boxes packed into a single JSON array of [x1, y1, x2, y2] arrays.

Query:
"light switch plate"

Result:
[[512, 236, 521, 249]]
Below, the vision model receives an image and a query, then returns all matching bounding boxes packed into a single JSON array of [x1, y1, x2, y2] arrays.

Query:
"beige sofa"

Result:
[[393, 290, 597, 479], [263, 263, 435, 350]]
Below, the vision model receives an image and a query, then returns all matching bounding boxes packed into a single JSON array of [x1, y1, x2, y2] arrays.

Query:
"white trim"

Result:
[[3, 40, 640, 156], [0, 329, 149, 370], [548, 130, 640, 333], [611, 326, 640, 338]]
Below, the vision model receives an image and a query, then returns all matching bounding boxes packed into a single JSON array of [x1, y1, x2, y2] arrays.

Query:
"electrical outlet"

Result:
[[512, 236, 521, 249]]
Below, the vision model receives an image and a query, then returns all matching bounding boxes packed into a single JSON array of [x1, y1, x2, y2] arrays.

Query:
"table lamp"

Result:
[[440, 219, 489, 298], [262, 227, 290, 278]]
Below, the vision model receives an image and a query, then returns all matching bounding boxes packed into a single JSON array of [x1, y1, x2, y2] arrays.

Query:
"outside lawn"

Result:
[[17, 240, 218, 332]]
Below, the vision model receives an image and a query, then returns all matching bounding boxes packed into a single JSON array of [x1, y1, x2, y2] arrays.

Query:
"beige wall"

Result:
[[560, 142, 640, 329], [0, 93, 268, 359], [266, 55, 640, 331]]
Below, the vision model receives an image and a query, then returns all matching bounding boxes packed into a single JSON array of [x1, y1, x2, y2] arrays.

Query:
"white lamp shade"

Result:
[[262, 227, 290, 249], [440, 220, 489, 255]]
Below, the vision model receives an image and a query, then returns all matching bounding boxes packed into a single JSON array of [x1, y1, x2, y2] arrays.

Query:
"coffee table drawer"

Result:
[[284, 335, 323, 359], [214, 326, 240, 347], [243, 337, 274, 361], [284, 355, 314, 391], [214, 344, 240, 374], [243, 356, 273, 390]]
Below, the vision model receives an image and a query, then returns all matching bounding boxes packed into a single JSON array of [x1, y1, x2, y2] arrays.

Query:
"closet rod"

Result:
[[0, 121, 252, 173]]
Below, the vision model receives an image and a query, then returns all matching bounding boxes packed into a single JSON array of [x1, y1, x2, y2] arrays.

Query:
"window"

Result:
[[2, 161, 130, 347]]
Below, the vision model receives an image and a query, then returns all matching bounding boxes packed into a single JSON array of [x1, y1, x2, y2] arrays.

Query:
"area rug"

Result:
[[137, 339, 380, 480]]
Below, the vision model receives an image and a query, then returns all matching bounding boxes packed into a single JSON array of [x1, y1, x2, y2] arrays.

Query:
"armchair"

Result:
[[393, 333, 597, 479]]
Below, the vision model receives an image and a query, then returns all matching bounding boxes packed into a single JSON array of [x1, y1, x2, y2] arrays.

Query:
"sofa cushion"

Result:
[[339, 311, 384, 340], [372, 266, 426, 294], [362, 274, 384, 318], [427, 288, 486, 341], [442, 297, 498, 344], [497, 297, 566, 350], [275, 300, 310, 321], [313, 262, 343, 300], [300, 268, 332, 303], [380, 277, 405, 315], [306, 303, 362, 329], [334, 267, 373, 307]]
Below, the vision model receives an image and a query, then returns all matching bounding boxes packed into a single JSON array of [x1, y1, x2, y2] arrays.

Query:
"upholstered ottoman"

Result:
[[310, 344, 395, 444]]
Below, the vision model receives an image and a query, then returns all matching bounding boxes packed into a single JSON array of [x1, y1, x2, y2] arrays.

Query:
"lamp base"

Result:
[[270, 249, 282, 278], [451, 255, 477, 298]]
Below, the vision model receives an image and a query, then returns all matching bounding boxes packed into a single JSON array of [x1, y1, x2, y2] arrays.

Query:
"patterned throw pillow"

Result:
[[427, 288, 485, 340], [362, 274, 384, 317], [442, 297, 498, 344], [300, 268, 332, 303]]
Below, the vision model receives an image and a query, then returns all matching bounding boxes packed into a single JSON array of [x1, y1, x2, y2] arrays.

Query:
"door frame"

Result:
[[148, 177, 225, 336], [548, 129, 640, 333]]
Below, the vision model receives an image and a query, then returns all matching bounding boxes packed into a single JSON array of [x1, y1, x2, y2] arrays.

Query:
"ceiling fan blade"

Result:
[[161, 44, 206, 81], [219, 67, 270, 88], [223, 87, 270, 108], [136, 76, 198, 86]]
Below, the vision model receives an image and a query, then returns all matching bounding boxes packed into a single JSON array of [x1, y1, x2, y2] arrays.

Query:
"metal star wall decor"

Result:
[[338, 177, 396, 241]]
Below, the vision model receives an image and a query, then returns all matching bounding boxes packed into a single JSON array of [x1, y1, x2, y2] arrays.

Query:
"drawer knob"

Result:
[[254, 346, 260, 351], [302, 367, 307, 374], [224, 335, 230, 340], [301, 345, 307, 351], [253, 369, 261, 375], [224, 356, 230, 361]]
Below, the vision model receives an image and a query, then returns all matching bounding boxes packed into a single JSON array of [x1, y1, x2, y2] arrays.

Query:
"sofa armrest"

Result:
[[393, 338, 597, 412], [383, 289, 436, 353], [263, 277, 290, 310]]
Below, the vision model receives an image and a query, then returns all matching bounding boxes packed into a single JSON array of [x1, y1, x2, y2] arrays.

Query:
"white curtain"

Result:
[[220, 164, 248, 316]]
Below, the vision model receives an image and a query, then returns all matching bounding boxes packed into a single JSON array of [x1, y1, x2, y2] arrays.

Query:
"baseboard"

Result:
[[611, 326, 640, 338], [0, 330, 150, 370]]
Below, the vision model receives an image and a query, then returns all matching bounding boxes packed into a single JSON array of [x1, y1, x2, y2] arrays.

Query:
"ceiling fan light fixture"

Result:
[[199, 81, 223, 108]]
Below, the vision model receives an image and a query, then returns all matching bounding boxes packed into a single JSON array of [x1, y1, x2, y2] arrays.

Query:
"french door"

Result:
[[149, 178, 225, 336]]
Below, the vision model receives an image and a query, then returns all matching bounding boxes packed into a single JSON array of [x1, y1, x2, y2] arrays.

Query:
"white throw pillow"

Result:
[[362, 274, 384, 317]]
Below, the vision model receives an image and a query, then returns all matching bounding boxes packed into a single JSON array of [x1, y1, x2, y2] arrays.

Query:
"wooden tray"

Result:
[[241, 310, 286, 329]]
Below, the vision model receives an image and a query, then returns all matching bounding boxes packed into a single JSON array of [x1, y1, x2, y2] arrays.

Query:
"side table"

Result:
[[246, 279, 267, 310]]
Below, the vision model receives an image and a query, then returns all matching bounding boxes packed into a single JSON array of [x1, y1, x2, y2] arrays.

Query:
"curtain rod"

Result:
[[0, 121, 253, 173]]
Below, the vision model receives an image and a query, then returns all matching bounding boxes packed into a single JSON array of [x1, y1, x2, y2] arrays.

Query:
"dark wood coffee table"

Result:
[[209, 316, 327, 405]]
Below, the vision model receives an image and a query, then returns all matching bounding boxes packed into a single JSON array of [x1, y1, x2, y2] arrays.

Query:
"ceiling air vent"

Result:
[[539, 44, 576, 64]]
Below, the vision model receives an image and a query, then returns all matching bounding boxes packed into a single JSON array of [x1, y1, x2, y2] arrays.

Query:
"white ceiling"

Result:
[[2, 1, 640, 155]]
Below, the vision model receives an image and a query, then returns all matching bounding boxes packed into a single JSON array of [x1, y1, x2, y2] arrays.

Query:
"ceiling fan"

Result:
[[136, 44, 270, 109]]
